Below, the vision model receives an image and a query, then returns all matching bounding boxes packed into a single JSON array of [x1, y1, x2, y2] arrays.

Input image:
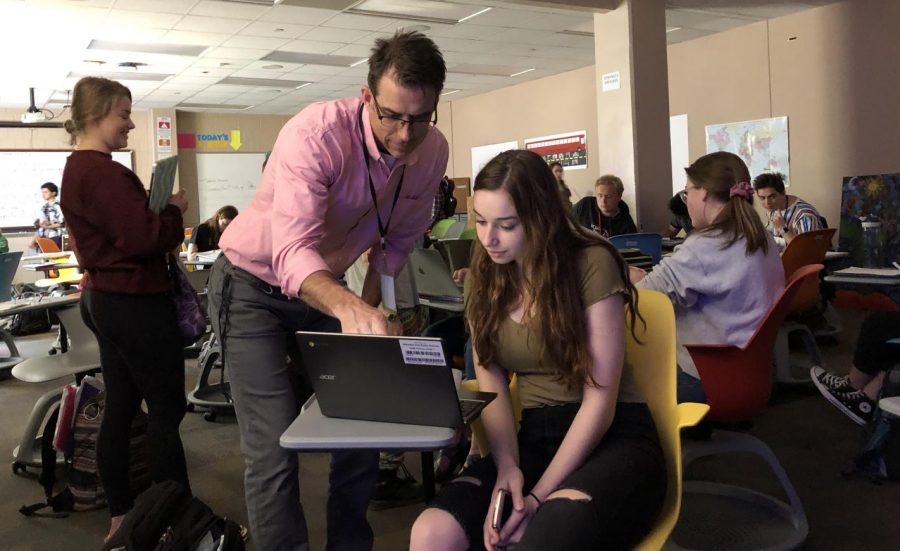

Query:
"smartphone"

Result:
[[491, 488, 509, 530]]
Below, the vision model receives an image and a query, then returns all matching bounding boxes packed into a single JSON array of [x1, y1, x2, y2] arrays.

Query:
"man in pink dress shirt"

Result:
[[207, 31, 449, 550]]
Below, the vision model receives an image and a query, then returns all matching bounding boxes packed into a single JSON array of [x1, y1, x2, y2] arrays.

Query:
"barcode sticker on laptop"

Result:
[[399, 339, 446, 366]]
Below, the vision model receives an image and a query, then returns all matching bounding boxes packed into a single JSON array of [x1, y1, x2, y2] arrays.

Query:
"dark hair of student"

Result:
[[466, 150, 640, 389], [41, 182, 59, 195], [669, 192, 688, 217], [686, 151, 769, 255], [206, 205, 238, 236], [752, 171, 786, 194], [63, 77, 132, 146], [367, 30, 446, 96]]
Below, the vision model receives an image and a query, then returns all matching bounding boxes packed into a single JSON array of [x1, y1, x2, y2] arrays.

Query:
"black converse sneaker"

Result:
[[814, 384, 875, 426], [811, 366, 853, 392]]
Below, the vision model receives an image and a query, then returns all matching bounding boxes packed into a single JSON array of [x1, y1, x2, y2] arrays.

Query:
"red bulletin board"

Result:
[[524, 130, 587, 170]]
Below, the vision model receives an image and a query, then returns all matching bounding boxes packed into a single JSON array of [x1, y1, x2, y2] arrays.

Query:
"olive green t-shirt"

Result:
[[469, 245, 643, 408]]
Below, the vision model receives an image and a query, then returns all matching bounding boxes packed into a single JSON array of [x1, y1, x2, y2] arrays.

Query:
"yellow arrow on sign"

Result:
[[230, 130, 242, 151]]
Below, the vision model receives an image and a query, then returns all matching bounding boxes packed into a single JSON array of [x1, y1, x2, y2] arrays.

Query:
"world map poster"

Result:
[[705, 116, 790, 184]]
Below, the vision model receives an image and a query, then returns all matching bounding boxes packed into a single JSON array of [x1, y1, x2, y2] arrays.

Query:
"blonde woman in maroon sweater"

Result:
[[60, 76, 190, 543]]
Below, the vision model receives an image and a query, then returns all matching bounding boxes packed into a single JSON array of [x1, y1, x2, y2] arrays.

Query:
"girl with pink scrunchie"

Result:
[[629, 151, 784, 403]]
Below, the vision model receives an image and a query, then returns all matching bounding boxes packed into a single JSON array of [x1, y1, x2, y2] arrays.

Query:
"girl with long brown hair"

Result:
[[410, 150, 665, 551], [632, 151, 784, 403], [186, 205, 238, 261]]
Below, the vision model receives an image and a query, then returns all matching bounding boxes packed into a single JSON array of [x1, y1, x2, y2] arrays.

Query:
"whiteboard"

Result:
[[471, 141, 518, 180], [670, 114, 689, 195], [196, 153, 266, 221], [0, 150, 133, 229]]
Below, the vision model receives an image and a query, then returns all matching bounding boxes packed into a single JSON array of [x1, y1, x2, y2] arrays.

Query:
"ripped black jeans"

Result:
[[427, 402, 666, 551]]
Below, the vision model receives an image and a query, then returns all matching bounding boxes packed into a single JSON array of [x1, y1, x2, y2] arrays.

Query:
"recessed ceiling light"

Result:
[[262, 64, 284, 70], [83, 59, 106, 65]]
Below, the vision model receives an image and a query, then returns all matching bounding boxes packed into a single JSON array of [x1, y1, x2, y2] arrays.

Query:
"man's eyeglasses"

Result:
[[372, 96, 437, 130], [678, 190, 687, 204]]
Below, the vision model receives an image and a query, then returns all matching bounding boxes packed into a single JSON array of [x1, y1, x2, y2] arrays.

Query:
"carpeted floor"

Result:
[[1, 308, 898, 550]]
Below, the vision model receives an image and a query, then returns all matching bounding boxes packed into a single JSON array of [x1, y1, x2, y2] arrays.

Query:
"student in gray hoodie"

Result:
[[630, 151, 784, 403]]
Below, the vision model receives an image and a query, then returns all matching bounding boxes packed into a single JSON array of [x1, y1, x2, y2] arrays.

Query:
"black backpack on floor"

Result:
[[102, 481, 245, 551]]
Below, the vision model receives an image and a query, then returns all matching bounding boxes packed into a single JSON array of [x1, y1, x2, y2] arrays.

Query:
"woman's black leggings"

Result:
[[80, 288, 190, 516]]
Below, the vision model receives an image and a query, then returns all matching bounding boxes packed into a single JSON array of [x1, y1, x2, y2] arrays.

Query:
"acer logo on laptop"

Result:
[[319, 374, 336, 381]]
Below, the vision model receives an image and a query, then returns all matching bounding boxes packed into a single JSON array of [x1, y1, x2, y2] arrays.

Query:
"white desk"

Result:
[[0, 294, 80, 317], [824, 274, 900, 286], [281, 396, 455, 451], [281, 395, 456, 500]]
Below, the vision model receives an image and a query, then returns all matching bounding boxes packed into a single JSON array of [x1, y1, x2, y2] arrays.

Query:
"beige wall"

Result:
[[667, 0, 900, 229], [444, 65, 600, 201], [174, 111, 291, 225], [440, 0, 898, 234]]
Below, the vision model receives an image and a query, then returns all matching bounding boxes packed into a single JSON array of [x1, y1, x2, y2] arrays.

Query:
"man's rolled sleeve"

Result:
[[270, 131, 336, 297]]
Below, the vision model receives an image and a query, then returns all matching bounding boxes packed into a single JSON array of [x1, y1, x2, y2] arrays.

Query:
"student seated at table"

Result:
[[186, 205, 237, 261], [661, 190, 693, 238], [410, 150, 665, 551], [752, 172, 823, 245], [630, 152, 784, 404], [811, 311, 900, 426], [572, 174, 637, 237]]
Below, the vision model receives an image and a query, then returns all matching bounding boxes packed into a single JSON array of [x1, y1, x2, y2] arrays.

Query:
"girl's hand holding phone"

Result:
[[484, 467, 529, 550]]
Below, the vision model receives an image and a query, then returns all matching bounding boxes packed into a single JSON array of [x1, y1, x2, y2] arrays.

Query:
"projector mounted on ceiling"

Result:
[[21, 88, 47, 124]]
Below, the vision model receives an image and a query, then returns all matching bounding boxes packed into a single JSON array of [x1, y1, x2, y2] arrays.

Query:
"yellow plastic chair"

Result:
[[462, 290, 709, 550], [629, 290, 708, 550], [431, 218, 455, 239], [34, 238, 82, 288]]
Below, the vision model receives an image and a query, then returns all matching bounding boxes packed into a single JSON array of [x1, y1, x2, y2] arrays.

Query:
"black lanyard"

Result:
[[358, 104, 405, 251]]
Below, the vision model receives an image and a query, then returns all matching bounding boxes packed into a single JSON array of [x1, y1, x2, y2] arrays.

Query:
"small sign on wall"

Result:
[[156, 116, 172, 156], [601, 71, 621, 92]]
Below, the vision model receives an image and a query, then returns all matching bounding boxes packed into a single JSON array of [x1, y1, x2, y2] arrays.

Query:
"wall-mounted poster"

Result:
[[471, 141, 518, 179], [705, 116, 790, 183], [524, 130, 588, 170]]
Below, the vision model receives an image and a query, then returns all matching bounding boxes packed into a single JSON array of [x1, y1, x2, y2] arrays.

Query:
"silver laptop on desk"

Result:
[[296, 332, 495, 429], [410, 248, 463, 303]]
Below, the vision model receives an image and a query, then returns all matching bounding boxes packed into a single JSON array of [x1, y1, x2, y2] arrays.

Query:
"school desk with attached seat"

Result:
[[9, 298, 99, 473]]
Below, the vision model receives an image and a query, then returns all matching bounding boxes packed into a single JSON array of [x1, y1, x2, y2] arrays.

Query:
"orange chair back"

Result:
[[35, 237, 62, 254], [685, 264, 823, 423], [780, 228, 835, 313]]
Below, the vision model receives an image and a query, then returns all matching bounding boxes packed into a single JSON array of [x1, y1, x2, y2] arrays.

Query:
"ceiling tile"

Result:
[[203, 47, 271, 61], [221, 35, 291, 50], [174, 15, 249, 35], [279, 39, 343, 55], [112, 0, 192, 14], [160, 30, 230, 47], [189, 0, 272, 19], [300, 26, 371, 44], [257, 5, 339, 26], [322, 13, 396, 31], [240, 21, 314, 39], [106, 9, 183, 29]]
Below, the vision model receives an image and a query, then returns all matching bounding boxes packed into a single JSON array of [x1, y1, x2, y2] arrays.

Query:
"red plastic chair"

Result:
[[673, 264, 823, 550], [775, 229, 838, 384], [687, 263, 823, 422]]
